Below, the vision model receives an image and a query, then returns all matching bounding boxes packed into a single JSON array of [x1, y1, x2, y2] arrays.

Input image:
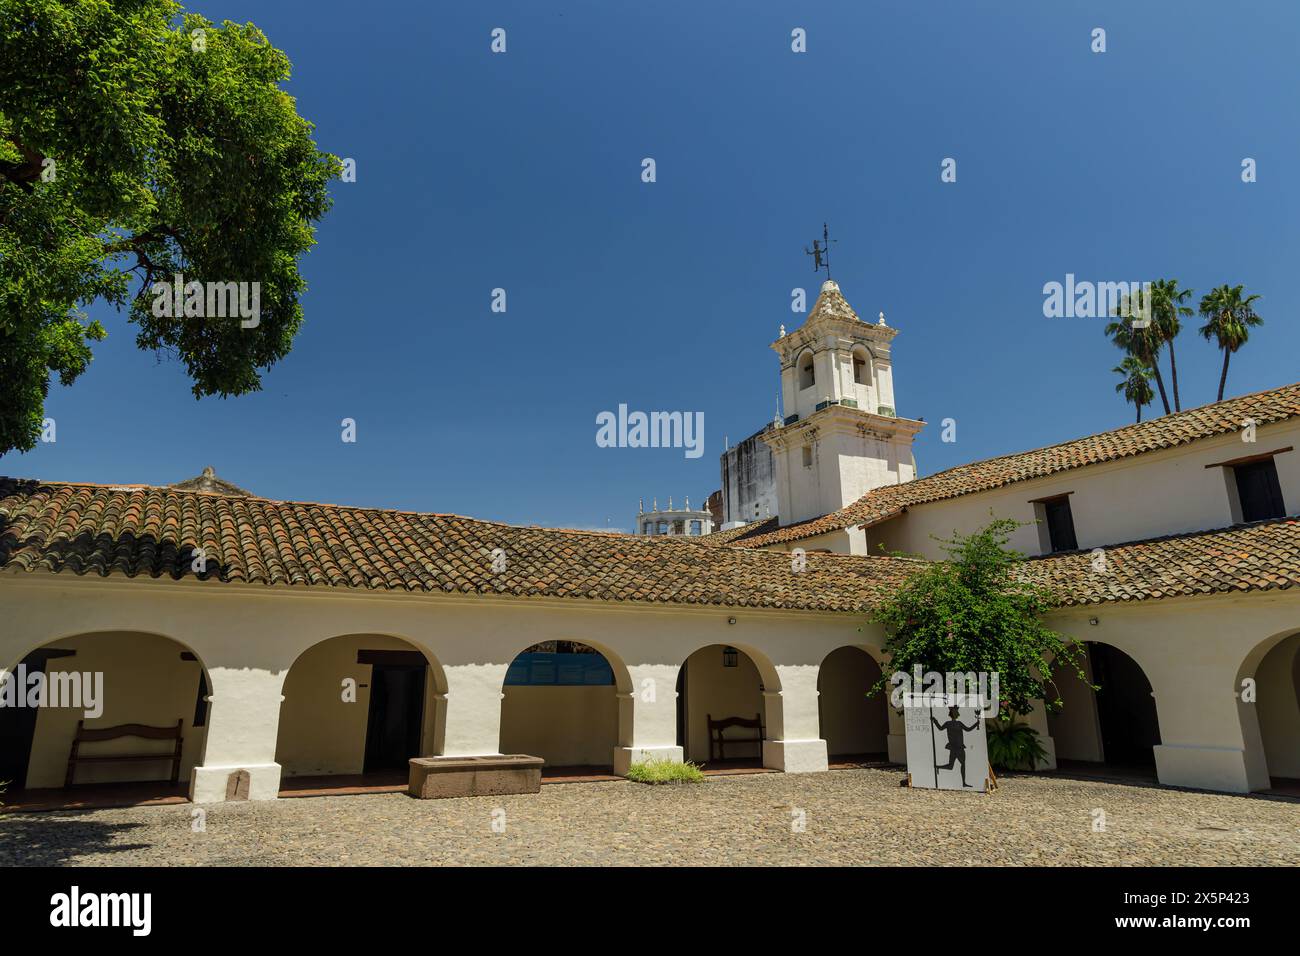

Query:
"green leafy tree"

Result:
[[1148, 278, 1192, 412], [1199, 284, 1263, 402], [0, 0, 340, 453], [869, 518, 1088, 717], [1113, 355, 1155, 423], [1105, 309, 1170, 417]]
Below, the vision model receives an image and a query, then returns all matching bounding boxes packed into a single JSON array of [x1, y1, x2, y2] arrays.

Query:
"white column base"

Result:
[[190, 763, 282, 803], [763, 738, 828, 773], [1154, 744, 1251, 793], [614, 746, 684, 775]]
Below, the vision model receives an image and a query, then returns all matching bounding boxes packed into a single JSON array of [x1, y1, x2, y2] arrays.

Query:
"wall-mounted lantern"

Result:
[[722, 646, 739, 668]]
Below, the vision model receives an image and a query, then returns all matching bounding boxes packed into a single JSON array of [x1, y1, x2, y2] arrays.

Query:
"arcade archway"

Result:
[[817, 646, 889, 762], [1047, 641, 1161, 772], [499, 640, 625, 771], [275, 634, 445, 781]]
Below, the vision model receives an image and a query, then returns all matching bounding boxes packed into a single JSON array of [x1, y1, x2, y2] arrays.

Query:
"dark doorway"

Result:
[[1090, 643, 1160, 766], [0, 649, 75, 789], [363, 662, 425, 772]]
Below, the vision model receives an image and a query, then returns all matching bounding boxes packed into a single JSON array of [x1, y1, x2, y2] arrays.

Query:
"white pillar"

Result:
[[614, 663, 683, 773], [190, 667, 285, 803], [441, 663, 509, 757], [1152, 677, 1256, 793], [762, 664, 828, 773]]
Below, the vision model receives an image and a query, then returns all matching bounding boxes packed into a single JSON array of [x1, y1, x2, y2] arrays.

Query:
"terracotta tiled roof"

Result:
[[2, 479, 1296, 612], [697, 517, 779, 547], [1019, 516, 1300, 605], [0, 478, 921, 612], [710, 382, 1300, 549]]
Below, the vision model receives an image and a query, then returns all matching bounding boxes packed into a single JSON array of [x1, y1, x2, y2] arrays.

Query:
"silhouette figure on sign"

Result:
[[932, 705, 981, 788]]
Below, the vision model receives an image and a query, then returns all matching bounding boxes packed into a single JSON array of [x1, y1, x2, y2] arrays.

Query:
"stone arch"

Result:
[[274, 632, 447, 779], [0, 630, 212, 793], [797, 349, 816, 390], [675, 642, 782, 766], [851, 344, 871, 387], [1046, 640, 1161, 768], [1236, 628, 1300, 788], [498, 638, 631, 770], [817, 645, 889, 760]]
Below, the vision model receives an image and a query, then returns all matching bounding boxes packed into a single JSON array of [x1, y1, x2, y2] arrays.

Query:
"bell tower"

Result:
[[763, 279, 924, 525]]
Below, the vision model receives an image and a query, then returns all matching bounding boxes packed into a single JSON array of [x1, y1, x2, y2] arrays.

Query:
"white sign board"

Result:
[[903, 693, 990, 792]]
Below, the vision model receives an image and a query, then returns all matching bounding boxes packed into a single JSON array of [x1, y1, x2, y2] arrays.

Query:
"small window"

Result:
[[853, 354, 867, 385], [1234, 458, 1285, 522], [505, 644, 614, 686], [801, 445, 813, 468], [1043, 496, 1078, 552], [689, 520, 702, 535], [798, 352, 815, 390]]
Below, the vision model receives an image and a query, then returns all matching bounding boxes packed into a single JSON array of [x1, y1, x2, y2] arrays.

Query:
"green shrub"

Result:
[[625, 758, 705, 784], [868, 518, 1089, 717], [987, 717, 1049, 771]]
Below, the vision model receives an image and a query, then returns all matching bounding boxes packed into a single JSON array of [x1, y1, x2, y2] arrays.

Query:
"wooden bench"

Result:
[[707, 713, 764, 763], [65, 719, 184, 788]]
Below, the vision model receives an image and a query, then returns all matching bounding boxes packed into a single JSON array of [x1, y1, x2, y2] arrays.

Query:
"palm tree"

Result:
[[1113, 356, 1156, 423], [1105, 311, 1170, 416], [1198, 284, 1263, 402], [1149, 279, 1193, 412]]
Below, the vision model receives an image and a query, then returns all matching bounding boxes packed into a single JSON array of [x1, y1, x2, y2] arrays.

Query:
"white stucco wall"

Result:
[[499, 684, 618, 767], [3, 572, 1296, 799], [2, 575, 871, 798], [872, 420, 1300, 560]]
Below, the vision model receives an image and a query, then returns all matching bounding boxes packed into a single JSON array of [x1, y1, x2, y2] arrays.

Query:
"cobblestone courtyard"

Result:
[[3, 768, 1298, 866]]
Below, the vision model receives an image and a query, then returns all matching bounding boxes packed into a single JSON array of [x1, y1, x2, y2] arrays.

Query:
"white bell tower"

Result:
[[763, 280, 924, 525]]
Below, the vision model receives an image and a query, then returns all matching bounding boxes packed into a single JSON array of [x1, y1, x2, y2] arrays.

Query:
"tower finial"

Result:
[[803, 222, 837, 280]]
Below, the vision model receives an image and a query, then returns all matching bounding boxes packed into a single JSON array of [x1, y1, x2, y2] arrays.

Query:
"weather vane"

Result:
[[804, 222, 837, 279]]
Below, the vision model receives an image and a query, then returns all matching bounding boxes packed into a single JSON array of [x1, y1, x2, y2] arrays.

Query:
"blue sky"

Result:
[[6, 1, 1298, 530]]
